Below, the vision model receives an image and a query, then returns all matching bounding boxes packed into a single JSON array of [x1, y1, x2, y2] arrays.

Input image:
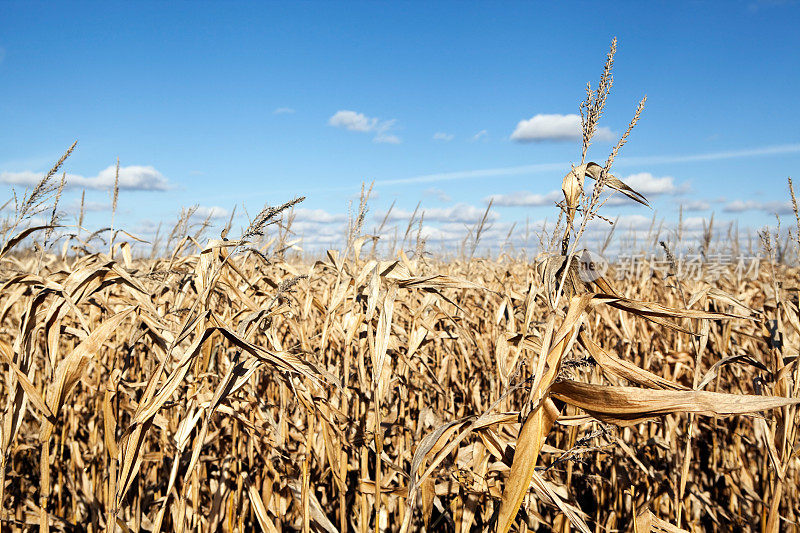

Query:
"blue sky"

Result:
[[1, 1, 799, 253]]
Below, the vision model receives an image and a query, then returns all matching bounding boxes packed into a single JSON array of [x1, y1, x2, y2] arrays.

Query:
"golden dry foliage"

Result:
[[0, 238, 799, 532], [2, 39, 800, 533]]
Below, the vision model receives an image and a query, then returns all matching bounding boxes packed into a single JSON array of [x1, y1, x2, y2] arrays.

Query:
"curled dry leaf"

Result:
[[551, 379, 800, 427], [584, 162, 650, 207]]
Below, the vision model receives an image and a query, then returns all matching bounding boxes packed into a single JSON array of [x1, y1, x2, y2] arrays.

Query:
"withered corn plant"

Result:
[[399, 39, 800, 533]]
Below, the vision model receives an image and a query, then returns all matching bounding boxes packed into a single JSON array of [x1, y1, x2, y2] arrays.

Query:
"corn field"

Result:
[[2, 39, 799, 533]]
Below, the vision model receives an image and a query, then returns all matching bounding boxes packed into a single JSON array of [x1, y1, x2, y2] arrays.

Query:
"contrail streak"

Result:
[[375, 142, 800, 187]]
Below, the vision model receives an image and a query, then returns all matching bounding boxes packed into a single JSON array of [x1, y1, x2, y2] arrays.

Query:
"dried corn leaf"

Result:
[[551, 379, 800, 426], [287, 478, 337, 533], [579, 334, 687, 391], [496, 399, 561, 533], [243, 472, 279, 533], [584, 162, 650, 206], [40, 306, 135, 440]]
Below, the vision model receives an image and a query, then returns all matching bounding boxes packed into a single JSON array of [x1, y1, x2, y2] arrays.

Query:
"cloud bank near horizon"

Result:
[[0, 165, 171, 191]]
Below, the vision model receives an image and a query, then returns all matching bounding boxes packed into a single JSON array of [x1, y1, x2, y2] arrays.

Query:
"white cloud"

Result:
[[433, 132, 455, 142], [416, 220, 518, 246], [0, 170, 47, 187], [380, 203, 498, 224], [292, 208, 347, 224], [603, 172, 685, 206], [604, 195, 638, 206], [0, 165, 171, 191], [329, 110, 400, 143], [510, 113, 614, 143], [682, 200, 711, 211], [485, 190, 562, 207], [194, 206, 230, 220], [724, 200, 762, 213], [273, 107, 295, 115], [622, 172, 678, 195], [588, 214, 652, 230], [683, 216, 710, 230], [202, 207, 348, 249], [291, 220, 344, 233], [329, 110, 378, 132], [289, 216, 348, 247], [723, 200, 793, 214], [470, 130, 488, 142], [94, 166, 170, 190]]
